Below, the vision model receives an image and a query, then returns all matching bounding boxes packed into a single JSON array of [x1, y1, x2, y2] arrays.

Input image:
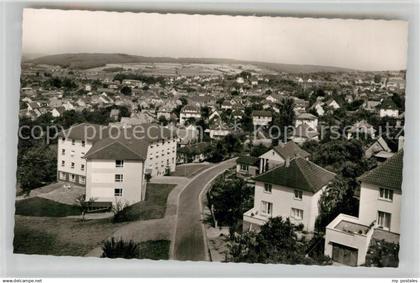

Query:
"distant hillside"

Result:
[[26, 53, 357, 73]]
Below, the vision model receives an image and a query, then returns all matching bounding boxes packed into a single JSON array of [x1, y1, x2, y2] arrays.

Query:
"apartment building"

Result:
[[324, 150, 403, 266], [243, 157, 335, 232]]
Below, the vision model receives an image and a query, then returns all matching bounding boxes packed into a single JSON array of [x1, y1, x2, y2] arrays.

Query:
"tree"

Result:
[[17, 145, 57, 193], [75, 195, 95, 221], [271, 97, 295, 142]]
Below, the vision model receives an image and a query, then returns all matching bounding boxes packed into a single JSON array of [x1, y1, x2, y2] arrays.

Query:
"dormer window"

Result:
[[379, 188, 393, 201]]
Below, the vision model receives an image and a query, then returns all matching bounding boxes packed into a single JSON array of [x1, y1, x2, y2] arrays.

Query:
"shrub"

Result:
[[101, 238, 139, 259], [112, 200, 131, 223]]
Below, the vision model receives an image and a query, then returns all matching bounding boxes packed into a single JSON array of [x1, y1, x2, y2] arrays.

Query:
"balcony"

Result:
[[243, 207, 269, 227]]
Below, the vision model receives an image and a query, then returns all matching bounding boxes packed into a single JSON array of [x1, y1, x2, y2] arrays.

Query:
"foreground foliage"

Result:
[[227, 217, 332, 265]]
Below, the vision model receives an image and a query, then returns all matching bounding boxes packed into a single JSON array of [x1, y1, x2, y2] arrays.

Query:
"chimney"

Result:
[[285, 157, 290, 167]]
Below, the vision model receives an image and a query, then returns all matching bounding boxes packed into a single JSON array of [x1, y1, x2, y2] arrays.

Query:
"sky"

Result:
[[22, 8, 408, 71]]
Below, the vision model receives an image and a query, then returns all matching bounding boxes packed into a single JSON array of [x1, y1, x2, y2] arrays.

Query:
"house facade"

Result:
[[243, 157, 335, 232], [324, 151, 403, 266]]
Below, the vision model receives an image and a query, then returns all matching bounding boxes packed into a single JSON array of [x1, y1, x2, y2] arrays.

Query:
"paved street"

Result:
[[173, 159, 236, 261]]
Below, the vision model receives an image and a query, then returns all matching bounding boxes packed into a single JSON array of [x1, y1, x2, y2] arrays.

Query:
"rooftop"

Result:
[[358, 150, 403, 191]]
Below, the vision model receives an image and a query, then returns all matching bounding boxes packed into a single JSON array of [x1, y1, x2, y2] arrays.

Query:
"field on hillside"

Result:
[[87, 62, 278, 77]]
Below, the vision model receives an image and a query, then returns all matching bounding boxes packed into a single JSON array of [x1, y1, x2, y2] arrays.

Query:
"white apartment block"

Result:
[[295, 112, 318, 130], [324, 150, 403, 266], [179, 105, 201, 125], [57, 123, 177, 205], [243, 157, 335, 232]]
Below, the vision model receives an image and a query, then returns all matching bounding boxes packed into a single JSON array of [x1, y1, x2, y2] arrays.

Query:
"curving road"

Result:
[[173, 159, 236, 261]]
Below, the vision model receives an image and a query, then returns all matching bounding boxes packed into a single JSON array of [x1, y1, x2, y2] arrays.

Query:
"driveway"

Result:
[[172, 159, 236, 261]]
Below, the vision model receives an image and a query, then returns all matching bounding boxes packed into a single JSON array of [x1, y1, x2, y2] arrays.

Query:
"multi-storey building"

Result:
[[243, 157, 335, 232], [324, 150, 403, 266], [57, 123, 177, 205]]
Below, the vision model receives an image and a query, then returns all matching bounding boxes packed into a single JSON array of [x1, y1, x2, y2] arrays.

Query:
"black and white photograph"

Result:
[[14, 8, 407, 267]]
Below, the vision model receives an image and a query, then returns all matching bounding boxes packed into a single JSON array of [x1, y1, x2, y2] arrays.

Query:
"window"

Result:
[[81, 164, 85, 171], [61, 137, 65, 142], [379, 188, 393, 201], [291, 208, 304, 220], [115, 174, 123, 182], [71, 150, 75, 157], [60, 172, 66, 179], [264, 183, 272, 193], [61, 149, 65, 155], [261, 201, 273, 216], [81, 152, 85, 157], [71, 162, 75, 169], [377, 211, 391, 230], [114, 188, 123, 197], [294, 190, 303, 200], [79, 176, 85, 184], [70, 174, 75, 182], [71, 139, 75, 145], [61, 160, 65, 167], [81, 140, 85, 147], [116, 160, 124, 168]]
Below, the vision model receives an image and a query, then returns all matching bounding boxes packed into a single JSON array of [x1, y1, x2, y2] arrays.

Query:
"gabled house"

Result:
[[365, 136, 393, 160], [311, 100, 325, 116], [252, 110, 272, 127], [180, 105, 201, 125], [258, 141, 310, 174], [295, 112, 318, 130], [324, 151, 403, 266], [379, 98, 399, 118], [243, 157, 335, 232], [236, 155, 259, 177]]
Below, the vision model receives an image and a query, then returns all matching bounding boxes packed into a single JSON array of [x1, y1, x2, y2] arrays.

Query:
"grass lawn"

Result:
[[14, 215, 125, 256], [15, 197, 81, 217], [119, 183, 176, 222], [138, 240, 170, 260]]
